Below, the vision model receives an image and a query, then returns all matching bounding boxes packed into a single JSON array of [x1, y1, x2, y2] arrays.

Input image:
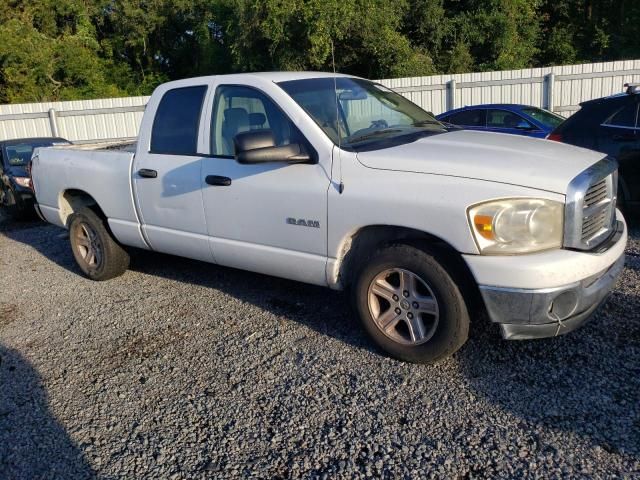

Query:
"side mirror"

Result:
[[234, 130, 311, 164]]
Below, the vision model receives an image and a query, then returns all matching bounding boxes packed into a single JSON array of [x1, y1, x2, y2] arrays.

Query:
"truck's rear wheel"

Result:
[[353, 244, 469, 363], [69, 207, 129, 281]]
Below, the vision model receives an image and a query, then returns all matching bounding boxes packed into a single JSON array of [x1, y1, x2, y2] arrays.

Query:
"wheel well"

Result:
[[59, 189, 106, 227], [338, 225, 483, 313]]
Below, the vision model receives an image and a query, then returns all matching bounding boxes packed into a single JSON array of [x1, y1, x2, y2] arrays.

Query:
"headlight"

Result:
[[468, 198, 563, 254], [14, 176, 31, 188]]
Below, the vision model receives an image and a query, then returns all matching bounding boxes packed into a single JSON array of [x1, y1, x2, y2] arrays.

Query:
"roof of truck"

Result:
[[245, 71, 356, 82], [161, 71, 358, 88]]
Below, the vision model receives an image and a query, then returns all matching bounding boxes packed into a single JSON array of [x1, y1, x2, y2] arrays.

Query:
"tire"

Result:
[[352, 243, 470, 364], [68, 207, 130, 281]]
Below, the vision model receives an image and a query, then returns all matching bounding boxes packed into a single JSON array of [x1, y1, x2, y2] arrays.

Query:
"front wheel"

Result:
[[69, 207, 130, 281], [353, 244, 470, 363]]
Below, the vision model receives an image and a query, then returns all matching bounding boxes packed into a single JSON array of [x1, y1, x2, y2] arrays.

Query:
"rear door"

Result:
[[133, 84, 214, 262]]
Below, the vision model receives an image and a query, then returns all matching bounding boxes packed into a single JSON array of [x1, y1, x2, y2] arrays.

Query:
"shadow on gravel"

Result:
[[0, 217, 78, 274], [0, 344, 95, 479], [128, 249, 380, 355], [455, 293, 640, 460], [0, 218, 378, 355]]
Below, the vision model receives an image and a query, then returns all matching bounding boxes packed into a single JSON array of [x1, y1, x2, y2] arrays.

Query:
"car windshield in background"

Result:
[[278, 77, 447, 149], [4, 141, 64, 166], [521, 107, 565, 129]]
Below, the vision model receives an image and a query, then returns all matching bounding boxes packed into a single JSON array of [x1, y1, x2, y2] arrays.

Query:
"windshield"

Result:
[[521, 107, 565, 129], [278, 77, 447, 149], [4, 141, 65, 166]]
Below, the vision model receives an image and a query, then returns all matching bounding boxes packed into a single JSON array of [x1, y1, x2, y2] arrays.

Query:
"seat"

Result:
[[221, 108, 250, 155], [249, 112, 266, 130]]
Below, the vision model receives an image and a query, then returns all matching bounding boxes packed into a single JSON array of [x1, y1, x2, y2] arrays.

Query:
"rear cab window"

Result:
[[150, 85, 208, 155]]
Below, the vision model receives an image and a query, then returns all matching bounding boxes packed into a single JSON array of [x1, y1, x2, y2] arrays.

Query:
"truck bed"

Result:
[[31, 145, 140, 235], [48, 139, 137, 152]]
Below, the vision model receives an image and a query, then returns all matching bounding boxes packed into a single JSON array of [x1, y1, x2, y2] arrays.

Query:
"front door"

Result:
[[201, 84, 331, 285], [133, 84, 214, 262]]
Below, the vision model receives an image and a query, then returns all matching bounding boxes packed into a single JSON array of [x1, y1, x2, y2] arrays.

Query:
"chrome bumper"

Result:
[[480, 241, 625, 340]]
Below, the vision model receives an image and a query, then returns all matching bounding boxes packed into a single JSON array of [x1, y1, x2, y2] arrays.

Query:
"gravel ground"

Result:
[[0, 214, 639, 479]]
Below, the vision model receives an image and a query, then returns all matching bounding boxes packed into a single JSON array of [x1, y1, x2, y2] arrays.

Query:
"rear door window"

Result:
[[150, 85, 208, 155], [445, 109, 486, 127], [604, 103, 639, 129]]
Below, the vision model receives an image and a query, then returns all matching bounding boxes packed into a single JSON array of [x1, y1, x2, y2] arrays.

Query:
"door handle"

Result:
[[205, 175, 232, 186], [138, 169, 158, 178]]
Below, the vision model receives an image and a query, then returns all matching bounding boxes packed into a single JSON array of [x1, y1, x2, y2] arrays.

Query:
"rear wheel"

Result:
[[353, 243, 470, 363], [69, 207, 129, 280]]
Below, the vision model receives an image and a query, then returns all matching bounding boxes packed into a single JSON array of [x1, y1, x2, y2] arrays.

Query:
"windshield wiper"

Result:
[[346, 128, 404, 144]]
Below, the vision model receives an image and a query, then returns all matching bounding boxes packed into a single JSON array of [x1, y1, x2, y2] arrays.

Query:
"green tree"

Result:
[[0, 0, 133, 102], [223, 0, 435, 78], [1, 0, 640, 103]]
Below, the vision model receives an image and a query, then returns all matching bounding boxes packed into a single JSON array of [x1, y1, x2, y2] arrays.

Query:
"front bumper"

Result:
[[472, 219, 626, 340]]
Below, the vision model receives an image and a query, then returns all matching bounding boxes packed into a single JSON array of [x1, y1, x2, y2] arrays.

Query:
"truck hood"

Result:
[[356, 130, 606, 194]]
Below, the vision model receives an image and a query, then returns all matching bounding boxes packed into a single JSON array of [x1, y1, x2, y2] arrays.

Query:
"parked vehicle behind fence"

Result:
[[0, 137, 70, 219], [549, 84, 640, 215], [436, 104, 565, 138], [30, 73, 626, 363]]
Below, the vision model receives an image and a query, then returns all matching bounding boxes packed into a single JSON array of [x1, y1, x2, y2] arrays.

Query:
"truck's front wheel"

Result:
[[69, 207, 129, 281], [353, 244, 470, 363]]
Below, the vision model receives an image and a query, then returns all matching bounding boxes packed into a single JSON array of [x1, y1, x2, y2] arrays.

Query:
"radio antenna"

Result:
[[331, 40, 344, 194]]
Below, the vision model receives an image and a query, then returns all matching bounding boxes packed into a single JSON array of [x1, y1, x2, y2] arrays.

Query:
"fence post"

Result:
[[545, 73, 555, 111], [446, 79, 457, 111], [48, 108, 59, 137]]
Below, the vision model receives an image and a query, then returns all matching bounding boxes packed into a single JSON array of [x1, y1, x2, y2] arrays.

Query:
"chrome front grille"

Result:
[[564, 157, 618, 251], [584, 179, 607, 207], [581, 209, 607, 241]]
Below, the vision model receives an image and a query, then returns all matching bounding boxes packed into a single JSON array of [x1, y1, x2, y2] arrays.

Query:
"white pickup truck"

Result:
[[31, 72, 627, 363]]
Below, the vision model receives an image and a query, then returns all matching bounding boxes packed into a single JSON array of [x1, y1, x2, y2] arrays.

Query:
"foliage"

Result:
[[0, 0, 639, 102]]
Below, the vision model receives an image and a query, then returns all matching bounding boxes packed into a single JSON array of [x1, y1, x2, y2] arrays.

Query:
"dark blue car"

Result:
[[1, 137, 70, 219], [436, 104, 565, 138]]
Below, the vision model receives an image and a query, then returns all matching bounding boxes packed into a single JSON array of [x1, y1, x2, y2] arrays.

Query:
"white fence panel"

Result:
[[0, 96, 149, 142], [0, 59, 639, 142]]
